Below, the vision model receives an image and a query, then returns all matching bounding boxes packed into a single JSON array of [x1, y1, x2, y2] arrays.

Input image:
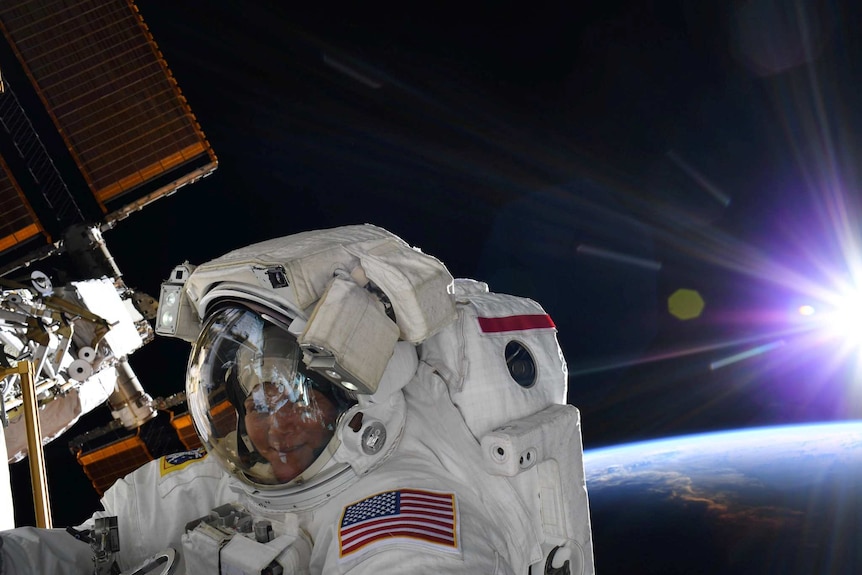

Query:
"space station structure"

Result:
[[0, 0, 217, 496], [1, 225, 160, 463]]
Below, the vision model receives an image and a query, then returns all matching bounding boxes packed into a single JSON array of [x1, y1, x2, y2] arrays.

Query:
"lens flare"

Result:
[[809, 291, 862, 345]]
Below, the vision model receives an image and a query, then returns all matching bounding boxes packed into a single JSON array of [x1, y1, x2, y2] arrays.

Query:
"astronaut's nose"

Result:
[[268, 425, 297, 452]]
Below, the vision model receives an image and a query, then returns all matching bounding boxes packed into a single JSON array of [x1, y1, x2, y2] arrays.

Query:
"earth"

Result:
[[583, 422, 862, 574]]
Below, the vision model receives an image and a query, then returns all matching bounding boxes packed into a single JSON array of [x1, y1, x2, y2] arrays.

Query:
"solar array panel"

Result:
[[75, 433, 153, 496], [169, 412, 203, 451], [168, 400, 235, 451], [0, 0, 216, 212]]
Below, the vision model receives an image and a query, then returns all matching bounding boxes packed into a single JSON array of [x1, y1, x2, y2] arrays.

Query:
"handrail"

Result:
[[1, 361, 52, 528]]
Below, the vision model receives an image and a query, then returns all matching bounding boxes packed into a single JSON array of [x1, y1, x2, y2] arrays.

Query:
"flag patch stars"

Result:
[[338, 489, 460, 560]]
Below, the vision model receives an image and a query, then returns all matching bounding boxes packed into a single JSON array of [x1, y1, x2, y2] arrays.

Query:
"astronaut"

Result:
[[0, 224, 594, 574]]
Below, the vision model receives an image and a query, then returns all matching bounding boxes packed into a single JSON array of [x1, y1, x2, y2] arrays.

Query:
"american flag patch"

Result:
[[338, 489, 459, 559]]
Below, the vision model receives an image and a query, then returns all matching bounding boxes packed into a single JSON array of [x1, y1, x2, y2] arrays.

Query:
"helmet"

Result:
[[186, 302, 355, 489], [160, 224, 458, 508]]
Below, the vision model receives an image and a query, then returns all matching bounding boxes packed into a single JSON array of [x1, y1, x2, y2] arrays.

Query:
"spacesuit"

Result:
[[1, 224, 594, 574]]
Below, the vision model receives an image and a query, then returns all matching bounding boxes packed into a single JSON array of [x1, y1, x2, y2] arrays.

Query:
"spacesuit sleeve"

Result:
[[82, 449, 233, 572], [0, 526, 93, 575], [1, 450, 231, 575]]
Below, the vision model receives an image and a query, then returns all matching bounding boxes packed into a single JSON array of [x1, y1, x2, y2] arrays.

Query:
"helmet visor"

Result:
[[187, 305, 345, 485]]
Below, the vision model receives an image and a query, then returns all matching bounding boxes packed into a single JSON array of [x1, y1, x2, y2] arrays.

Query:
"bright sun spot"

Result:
[[822, 292, 862, 344]]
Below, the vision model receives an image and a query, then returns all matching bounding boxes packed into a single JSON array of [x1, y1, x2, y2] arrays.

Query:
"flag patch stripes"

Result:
[[338, 489, 459, 559]]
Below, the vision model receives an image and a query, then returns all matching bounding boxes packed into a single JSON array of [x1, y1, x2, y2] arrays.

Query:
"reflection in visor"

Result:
[[242, 381, 338, 482], [187, 305, 349, 486]]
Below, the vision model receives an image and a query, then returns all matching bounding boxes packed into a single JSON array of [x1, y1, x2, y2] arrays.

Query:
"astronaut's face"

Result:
[[243, 382, 338, 482]]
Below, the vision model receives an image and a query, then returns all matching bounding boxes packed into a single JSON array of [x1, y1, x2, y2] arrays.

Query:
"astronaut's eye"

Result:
[[505, 341, 536, 388], [244, 394, 266, 414]]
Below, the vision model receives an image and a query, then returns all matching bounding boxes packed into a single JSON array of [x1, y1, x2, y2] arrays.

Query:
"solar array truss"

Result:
[[0, 152, 43, 254]]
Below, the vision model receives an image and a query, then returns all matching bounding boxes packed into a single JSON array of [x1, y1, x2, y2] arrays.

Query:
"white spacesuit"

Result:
[[1, 224, 594, 574]]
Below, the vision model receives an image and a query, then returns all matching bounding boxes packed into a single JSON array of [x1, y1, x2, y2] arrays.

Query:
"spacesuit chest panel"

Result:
[[307, 455, 520, 574], [420, 282, 568, 440], [306, 366, 549, 574]]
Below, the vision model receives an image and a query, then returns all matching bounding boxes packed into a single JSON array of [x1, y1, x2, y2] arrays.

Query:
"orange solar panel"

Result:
[[169, 399, 236, 451], [0, 153, 44, 253], [76, 433, 153, 495], [169, 412, 204, 451], [210, 398, 238, 438], [0, 0, 216, 212]]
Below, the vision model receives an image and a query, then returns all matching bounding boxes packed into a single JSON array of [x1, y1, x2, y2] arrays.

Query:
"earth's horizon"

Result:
[[584, 420, 862, 574]]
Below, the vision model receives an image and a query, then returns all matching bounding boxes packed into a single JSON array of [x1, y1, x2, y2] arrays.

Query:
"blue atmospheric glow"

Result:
[[583, 420, 862, 463]]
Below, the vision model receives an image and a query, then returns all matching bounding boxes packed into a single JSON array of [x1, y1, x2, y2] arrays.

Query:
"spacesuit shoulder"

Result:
[[95, 448, 235, 572], [99, 447, 214, 506], [419, 282, 568, 439]]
